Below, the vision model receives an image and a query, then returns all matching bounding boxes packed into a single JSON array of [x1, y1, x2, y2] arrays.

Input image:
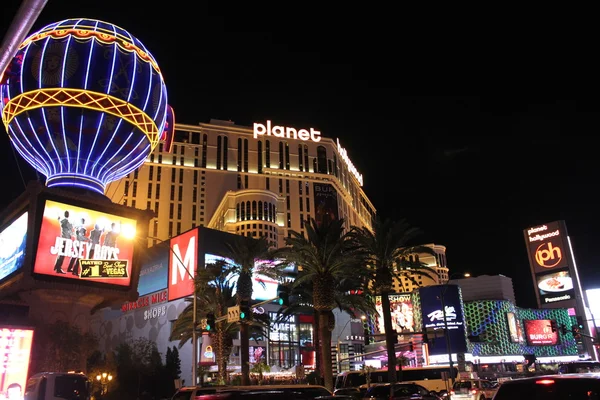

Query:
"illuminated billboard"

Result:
[[138, 245, 168, 296], [0, 212, 28, 282], [374, 294, 414, 334], [523, 319, 558, 346], [419, 285, 468, 355], [0, 327, 34, 398], [586, 289, 600, 327], [33, 200, 136, 287], [536, 269, 575, 305], [205, 254, 280, 301], [506, 312, 524, 344], [523, 221, 579, 308], [168, 228, 198, 301]]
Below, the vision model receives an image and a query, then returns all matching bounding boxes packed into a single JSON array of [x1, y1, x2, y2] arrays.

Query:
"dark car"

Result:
[[171, 384, 332, 400], [364, 383, 440, 400], [492, 373, 600, 400]]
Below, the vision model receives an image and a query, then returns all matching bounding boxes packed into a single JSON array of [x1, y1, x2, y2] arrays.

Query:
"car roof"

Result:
[[501, 373, 600, 384]]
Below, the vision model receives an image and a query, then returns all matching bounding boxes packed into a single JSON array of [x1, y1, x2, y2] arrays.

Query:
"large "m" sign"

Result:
[[168, 228, 198, 301]]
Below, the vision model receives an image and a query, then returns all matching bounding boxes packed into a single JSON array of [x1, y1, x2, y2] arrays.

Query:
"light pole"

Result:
[[146, 235, 199, 385], [96, 372, 113, 395], [439, 272, 470, 387]]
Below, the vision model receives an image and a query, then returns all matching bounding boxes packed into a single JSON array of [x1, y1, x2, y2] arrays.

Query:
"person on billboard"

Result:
[[53, 210, 74, 274], [6, 383, 23, 400], [67, 218, 90, 276], [88, 223, 104, 259], [103, 222, 119, 248]]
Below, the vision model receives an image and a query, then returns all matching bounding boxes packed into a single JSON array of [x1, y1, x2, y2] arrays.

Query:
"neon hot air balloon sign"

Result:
[[0, 18, 174, 194]]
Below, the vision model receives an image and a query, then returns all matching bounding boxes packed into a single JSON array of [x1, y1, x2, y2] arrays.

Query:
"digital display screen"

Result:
[[0, 327, 34, 399], [418, 285, 468, 355], [205, 254, 279, 301], [33, 200, 136, 287], [0, 213, 28, 282], [374, 294, 414, 333], [524, 319, 558, 346]]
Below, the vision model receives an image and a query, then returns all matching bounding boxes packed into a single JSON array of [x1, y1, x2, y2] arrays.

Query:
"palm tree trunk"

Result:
[[214, 330, 228, 385], [313, 310, 322, 383], [240, 322, 250, 385], [381, 291, 399, 383], [319, 310, 334, 391]]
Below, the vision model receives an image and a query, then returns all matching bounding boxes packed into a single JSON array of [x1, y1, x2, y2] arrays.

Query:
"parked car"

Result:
[[363, 383, 441, 400], [491, 373, 600, 399], [171, 384, 332, 400], [450, 379, 498, 400]]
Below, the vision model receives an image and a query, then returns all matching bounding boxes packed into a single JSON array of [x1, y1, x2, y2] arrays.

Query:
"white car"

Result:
[[450, 379, 497, 400]]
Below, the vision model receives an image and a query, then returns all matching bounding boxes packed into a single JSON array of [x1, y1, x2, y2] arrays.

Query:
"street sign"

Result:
[[228, 306, 241, 323]]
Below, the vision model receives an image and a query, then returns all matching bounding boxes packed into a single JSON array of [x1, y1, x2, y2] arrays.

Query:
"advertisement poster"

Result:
[[138, 245, 168, 296], [374, 294, 414, 333], [524, 221, 569, 274], [536, 269, 575, 305], [168, 228, 198, 301], [199, 333, 216, 366], [506, 312, 524, 343], [249, 346, 267, 363], [205, 254, 280, 301], [0, 213, 28, 282], [313, 183, 338, 228], [418, 285, 468, 355], [33, 200, 136, 286], [0, 327, 34, 399], [523, 319, 558, 346]]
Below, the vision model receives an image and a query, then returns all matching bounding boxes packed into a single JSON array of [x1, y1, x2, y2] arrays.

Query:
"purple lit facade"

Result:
[[0, 18, 170, 194]]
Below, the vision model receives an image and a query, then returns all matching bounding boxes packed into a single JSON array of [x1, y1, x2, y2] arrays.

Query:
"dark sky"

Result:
[[1, 2, 599, 308]]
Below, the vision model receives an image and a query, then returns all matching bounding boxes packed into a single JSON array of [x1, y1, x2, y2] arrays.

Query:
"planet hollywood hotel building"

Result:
[[93, 119, 451, 381], [105, 119, 375, 245], [93, 119, 377, 382]]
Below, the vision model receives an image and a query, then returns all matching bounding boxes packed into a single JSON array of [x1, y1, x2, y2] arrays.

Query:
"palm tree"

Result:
[[275, 278, 375, 382], [216, 235, 272, 386], [275, 218, 366, 391], [350, 217, 437, 383], [170, 261, 238, 384]]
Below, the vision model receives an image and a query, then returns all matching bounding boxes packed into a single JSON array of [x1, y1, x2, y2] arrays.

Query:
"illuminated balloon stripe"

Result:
[[2, 88, 160, 150], [18, 28, 161, 75]]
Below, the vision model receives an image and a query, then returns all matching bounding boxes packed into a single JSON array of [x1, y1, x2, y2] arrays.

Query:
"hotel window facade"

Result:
[[105, 119, 377, 248]]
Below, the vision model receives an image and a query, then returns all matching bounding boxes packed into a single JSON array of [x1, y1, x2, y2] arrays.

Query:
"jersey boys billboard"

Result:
[[33, 200, 136, 287], [523, 221, 579, 308]]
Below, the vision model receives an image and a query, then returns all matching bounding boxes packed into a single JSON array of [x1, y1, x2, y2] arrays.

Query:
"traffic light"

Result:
[[277, 285, 290, 308], [240, 300, 251, 321], [362, 317, 370, 346], [572, 325, 582, 339], [550, 320, 558, 333], [206, 313, 215, 331], [560, 324, 568, 335]]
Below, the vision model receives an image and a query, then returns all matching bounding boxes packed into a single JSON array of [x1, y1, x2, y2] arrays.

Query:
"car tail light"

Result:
[[536, 379, 555, 385], [471, 389, 478, 395], [450, 390, 455, 396]]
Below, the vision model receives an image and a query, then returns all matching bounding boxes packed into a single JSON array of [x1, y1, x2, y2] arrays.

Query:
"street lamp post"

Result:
[[96, 372, 113, 395], [439, 272, 470, 388]]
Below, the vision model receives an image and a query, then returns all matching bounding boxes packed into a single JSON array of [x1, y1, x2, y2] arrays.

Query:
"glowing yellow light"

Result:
[[19, 28, 161, 75], [120, 224, 136, 240], [2, 88, 160, 150]]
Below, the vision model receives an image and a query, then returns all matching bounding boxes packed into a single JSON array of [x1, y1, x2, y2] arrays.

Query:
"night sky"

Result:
[[1, 2, 599, 308]]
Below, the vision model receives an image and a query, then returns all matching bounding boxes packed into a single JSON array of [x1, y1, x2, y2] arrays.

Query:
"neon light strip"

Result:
[[95, 28, 141, 183], [60, 26, 75, 172], [1, 88, 160, 149], [10, 117, 51, 176], [38, 36, 65, 173], [100, 138, 149, 183], [19, 28, 161, 75], [90, 25, 120, 176], [7, 124, 49, 176]]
